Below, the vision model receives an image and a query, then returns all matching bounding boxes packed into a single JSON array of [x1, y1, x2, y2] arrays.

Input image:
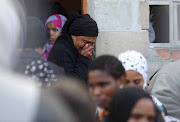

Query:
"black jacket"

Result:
[[48, 33, 91, 82], [14, 50, 65, 77]]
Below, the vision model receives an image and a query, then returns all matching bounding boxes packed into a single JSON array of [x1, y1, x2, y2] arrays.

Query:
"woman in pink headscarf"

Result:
[[41, 14, 67, 61]]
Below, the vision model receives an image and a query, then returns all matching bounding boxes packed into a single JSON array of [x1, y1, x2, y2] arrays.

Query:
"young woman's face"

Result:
[[88, 70, 122, 109], [47, 22, 61, 44], [128, 98, 156, 122], [125, 70, 144, 88]]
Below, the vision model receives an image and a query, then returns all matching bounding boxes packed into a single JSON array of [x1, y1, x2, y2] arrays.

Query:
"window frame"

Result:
[[147, 0, 180, 49], [81, 0, 88, 14]]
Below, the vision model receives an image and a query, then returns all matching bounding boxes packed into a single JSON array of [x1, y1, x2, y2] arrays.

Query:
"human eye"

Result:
[[53, 28, 58, 32], [130, 114, 142, 120], [83, 40, 88, 44], [99, 82, 108, 88], [88, 83, 94, 89], [148, 116, 156, 122], [134, 79, 141, 85]]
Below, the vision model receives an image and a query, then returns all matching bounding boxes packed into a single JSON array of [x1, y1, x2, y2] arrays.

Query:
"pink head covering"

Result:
[[45, 14, 67, 33]]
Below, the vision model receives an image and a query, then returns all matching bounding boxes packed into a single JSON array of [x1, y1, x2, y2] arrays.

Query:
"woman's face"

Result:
[[88, 70, 122, 109], [71, 35, 96, 54], [125, 70, 144, 88], [47, 22, 61, 44], [128, 98, 156, 122]]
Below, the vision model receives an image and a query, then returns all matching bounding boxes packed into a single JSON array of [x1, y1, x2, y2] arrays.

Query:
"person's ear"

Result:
[[146, 80, 151, 90], [71, 35, 75, 41], [117, 75, 126, 87]]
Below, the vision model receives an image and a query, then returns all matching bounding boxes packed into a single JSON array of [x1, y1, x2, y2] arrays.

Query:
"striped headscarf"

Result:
[[118, 50, 148, 89], [45, 14, 67, 33], [42, 14, 67, 61]]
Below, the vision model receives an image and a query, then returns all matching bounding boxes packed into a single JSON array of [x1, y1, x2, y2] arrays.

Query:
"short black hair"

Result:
[[88, 55, 125, 80]]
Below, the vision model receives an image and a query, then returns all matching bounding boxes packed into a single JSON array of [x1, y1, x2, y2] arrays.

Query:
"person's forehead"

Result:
[[47, 22, 56, 28], [126, 70, 143, 77], [133, 98, 155, 112], [78, 36, 96, 40], [88, 70, 114, 83]]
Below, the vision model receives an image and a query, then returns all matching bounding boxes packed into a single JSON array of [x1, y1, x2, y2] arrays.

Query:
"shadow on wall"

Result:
[[22, 0, 81, 23]]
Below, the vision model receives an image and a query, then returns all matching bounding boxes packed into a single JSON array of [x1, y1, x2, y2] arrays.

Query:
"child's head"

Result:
[[118, 50, 148, 89], [88, 55, 125, 109], [45, 14, 67, 44]]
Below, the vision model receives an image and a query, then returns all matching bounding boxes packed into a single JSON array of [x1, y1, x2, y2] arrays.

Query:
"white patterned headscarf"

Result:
[[118, 50, 148, 89]]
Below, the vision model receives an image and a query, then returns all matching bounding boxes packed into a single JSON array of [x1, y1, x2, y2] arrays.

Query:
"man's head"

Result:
[[88, 55, 125, 109], [23, 16, 48, 50], [118, 50, 148, 89]]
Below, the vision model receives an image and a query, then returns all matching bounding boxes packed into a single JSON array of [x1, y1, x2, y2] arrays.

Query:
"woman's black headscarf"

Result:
[[62, 13, 98, 37], [106, 87, 157, 122]]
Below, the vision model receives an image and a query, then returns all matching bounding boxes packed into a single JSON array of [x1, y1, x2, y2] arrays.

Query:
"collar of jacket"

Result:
[[18, 49, 42, 60], [60, 32, 79, 56]]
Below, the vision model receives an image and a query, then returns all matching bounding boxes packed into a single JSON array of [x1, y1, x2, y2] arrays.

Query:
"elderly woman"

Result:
[[48, 13, 98, 82]]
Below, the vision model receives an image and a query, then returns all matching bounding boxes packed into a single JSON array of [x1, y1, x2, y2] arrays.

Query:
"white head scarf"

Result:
[[118, 50, 148, 89]]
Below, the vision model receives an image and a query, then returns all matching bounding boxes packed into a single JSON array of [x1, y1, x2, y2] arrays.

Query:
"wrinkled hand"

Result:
[[80, 44, 93, 59]]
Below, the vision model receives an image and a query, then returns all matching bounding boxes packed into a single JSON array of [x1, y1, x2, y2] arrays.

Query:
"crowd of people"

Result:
[[0, 0, 180, 122]]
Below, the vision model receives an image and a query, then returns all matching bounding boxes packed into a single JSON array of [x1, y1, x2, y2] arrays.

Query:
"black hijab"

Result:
[[106, 87, 156, 122], [62, 13, 98, 37]]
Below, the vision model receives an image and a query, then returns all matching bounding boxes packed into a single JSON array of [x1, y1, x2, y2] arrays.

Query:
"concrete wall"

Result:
[[88, 0, 171, 78], [88, 0, 149, 57], [88, 0, 180, 79]]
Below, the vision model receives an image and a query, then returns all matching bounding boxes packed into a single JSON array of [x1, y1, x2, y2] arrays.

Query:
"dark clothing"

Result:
[[23, 16, 48, 49], [48, 32, 91, 82], [23, 0, 53, 23], [14, 50, 64, 77]]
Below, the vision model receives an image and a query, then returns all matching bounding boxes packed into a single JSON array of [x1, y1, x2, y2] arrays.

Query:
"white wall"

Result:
[[88, 0, 149, 57], [89, 0, 146, 32]]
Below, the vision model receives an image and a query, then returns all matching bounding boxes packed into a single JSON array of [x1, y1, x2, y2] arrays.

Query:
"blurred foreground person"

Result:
[[47, 77, 97, 122], [88, 55, 126, 122], [1, 79, 76, 122], [107, 87, 164, 122], [48, 13, 98, 82], [14, 16, 65, 86], [0, 0, 75, 122], [149, 60, 180, 119]]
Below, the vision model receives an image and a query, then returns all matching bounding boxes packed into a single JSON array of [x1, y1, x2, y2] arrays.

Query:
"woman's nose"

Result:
[[50, 30, 53, 36]]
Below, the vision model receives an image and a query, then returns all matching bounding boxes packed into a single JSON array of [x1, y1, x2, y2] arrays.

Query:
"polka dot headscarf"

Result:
[[118, 50, 148, 89], [25, 60, 57, 87]]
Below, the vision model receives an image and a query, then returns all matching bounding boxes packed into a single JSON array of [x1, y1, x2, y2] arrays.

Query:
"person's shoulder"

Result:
[[47, 61, 65, 75], [151, 60, 180, 77], [54, 36, 66, 47], [162, 60, 180, 69]]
